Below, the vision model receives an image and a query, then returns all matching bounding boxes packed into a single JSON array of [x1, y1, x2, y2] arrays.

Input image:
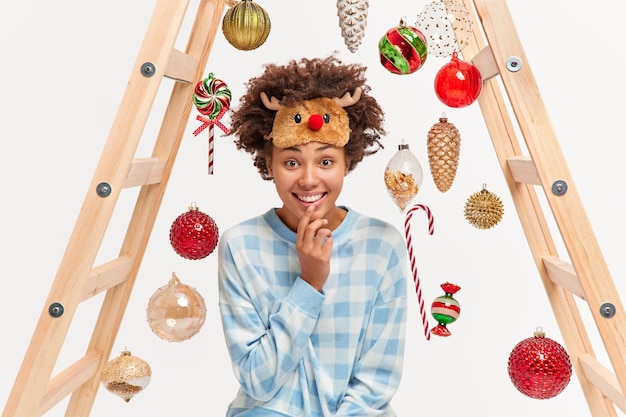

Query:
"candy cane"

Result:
[[404, 203, 434, 340]]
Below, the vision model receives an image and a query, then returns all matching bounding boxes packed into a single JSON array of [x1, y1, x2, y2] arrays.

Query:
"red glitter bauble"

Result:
[[169, 203, 219, 260], [508, 327, 572, 399], [434, 52, 482, 108]]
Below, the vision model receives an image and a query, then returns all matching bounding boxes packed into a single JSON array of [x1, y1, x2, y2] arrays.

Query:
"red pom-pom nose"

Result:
[[308, 114, 324, 131]]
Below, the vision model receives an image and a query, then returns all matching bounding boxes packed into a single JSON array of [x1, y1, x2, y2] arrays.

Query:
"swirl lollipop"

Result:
[[192, 73, 232, 174]]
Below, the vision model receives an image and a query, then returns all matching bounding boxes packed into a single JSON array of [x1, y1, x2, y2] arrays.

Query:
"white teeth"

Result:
[[298, 194, 323, 203]]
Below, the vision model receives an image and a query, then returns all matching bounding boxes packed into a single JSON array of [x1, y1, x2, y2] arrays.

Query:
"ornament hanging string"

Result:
[[404, 203, 435, 340], [192, 108, 230, 174]]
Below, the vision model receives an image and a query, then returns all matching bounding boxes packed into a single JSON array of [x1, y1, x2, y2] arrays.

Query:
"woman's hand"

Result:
[[295, 205, 333, 292]]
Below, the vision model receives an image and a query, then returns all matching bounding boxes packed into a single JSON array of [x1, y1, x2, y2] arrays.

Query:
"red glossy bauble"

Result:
[[434, 52, 482, 108], [170, 203, 219, 260], [508, 327, 572, 399]]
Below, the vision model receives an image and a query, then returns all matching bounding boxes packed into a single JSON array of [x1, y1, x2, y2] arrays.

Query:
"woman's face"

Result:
[[267, 141, 349, 231]]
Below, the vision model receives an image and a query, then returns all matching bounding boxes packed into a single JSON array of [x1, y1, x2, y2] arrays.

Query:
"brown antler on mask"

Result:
[[261, 87, 362, 148]]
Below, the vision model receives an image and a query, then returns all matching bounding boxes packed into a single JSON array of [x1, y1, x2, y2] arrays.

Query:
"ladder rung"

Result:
[[507, 155, 541, 185], [165, 48, 199, 83], [38, 350, 103, 416], [543, 257, 585, 300], [80, 256, 134, 302], [123, 157, 166, 188], [580, 353, 626, 413], [472, 45, 499, 81]]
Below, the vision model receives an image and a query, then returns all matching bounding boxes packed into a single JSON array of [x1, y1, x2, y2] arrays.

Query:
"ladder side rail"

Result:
[[65, 1, 226, 415], [460, 0, 616, 414], [1, 1, 190, 416], [474, 0, 626, 397]]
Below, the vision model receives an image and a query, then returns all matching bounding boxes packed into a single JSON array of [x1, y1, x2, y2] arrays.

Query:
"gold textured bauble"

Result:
[[464, 184, 504, 229], [146, 272, 207, 342], [427, 115, 461, 192], [222, 0, 271, 51], [101, 350, 151, 402]]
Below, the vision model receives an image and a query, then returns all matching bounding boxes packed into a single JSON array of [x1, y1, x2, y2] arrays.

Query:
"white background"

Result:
[[1, 1, 624, 416]]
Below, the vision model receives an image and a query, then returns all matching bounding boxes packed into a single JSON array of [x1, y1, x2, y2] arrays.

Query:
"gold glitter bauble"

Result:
[[427, 115, 461, 192], [464, 185, 504, 229], [101, 350, 151, 402], [222, 0, 271, 51]]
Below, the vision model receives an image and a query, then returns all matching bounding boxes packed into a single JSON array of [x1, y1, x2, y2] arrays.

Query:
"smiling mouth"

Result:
[[296, 193, 325, 203]]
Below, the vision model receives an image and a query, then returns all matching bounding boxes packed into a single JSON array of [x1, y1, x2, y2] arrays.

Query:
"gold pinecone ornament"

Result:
[[464, 184, 504, 229], [336, 0, 369, 53], [427, 115, 461, 192]]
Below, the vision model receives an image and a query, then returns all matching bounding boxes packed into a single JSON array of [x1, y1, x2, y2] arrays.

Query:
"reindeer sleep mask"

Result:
[[261, 87, 362, 148]]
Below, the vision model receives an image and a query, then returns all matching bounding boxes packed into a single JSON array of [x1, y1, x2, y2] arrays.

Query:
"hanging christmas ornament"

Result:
[[170, 202, 219, 260], [384, 141, 424, 211], [337, 0, 369, 53], [464, 184, 504, 229], [427, 114, 461, 192], [101, 349, 152, 402], [434, 51, 483, 107], [147, 272, 207, 342], [222, 0, 271, 51], [430, 282, 461, 337], [508, 327, 572, 399], [415, 0, 473, 58], [192, 72, 231, 174], [378, 19, 428, 75]]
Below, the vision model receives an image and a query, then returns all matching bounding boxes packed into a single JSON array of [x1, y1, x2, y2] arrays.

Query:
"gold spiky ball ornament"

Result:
[[427, 114, 461, 192], [464, 184, 504, 229]]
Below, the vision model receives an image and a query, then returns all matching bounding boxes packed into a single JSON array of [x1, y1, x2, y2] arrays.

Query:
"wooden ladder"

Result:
[[2, 1, 225, 416], [459, 0, 626, 415], [4, 0, 626, 416]]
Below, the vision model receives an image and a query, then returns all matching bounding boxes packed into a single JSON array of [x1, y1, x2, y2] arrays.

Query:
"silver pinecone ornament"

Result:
[[337, 0, 369, 53]]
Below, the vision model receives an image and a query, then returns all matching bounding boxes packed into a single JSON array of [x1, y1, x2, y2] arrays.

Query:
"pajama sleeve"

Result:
[[218, 237, 325, 401]]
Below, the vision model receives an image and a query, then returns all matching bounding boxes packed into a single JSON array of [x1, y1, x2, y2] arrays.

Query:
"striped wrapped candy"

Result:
[[430, 282, 461, 337], [378, 22, 428, 75]]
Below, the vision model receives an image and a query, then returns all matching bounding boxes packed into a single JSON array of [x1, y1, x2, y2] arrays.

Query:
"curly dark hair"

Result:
[[228, 55, 386, 180]]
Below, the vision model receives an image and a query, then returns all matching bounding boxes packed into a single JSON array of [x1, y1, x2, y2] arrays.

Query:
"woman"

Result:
[[218, 55, 408, 417]]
